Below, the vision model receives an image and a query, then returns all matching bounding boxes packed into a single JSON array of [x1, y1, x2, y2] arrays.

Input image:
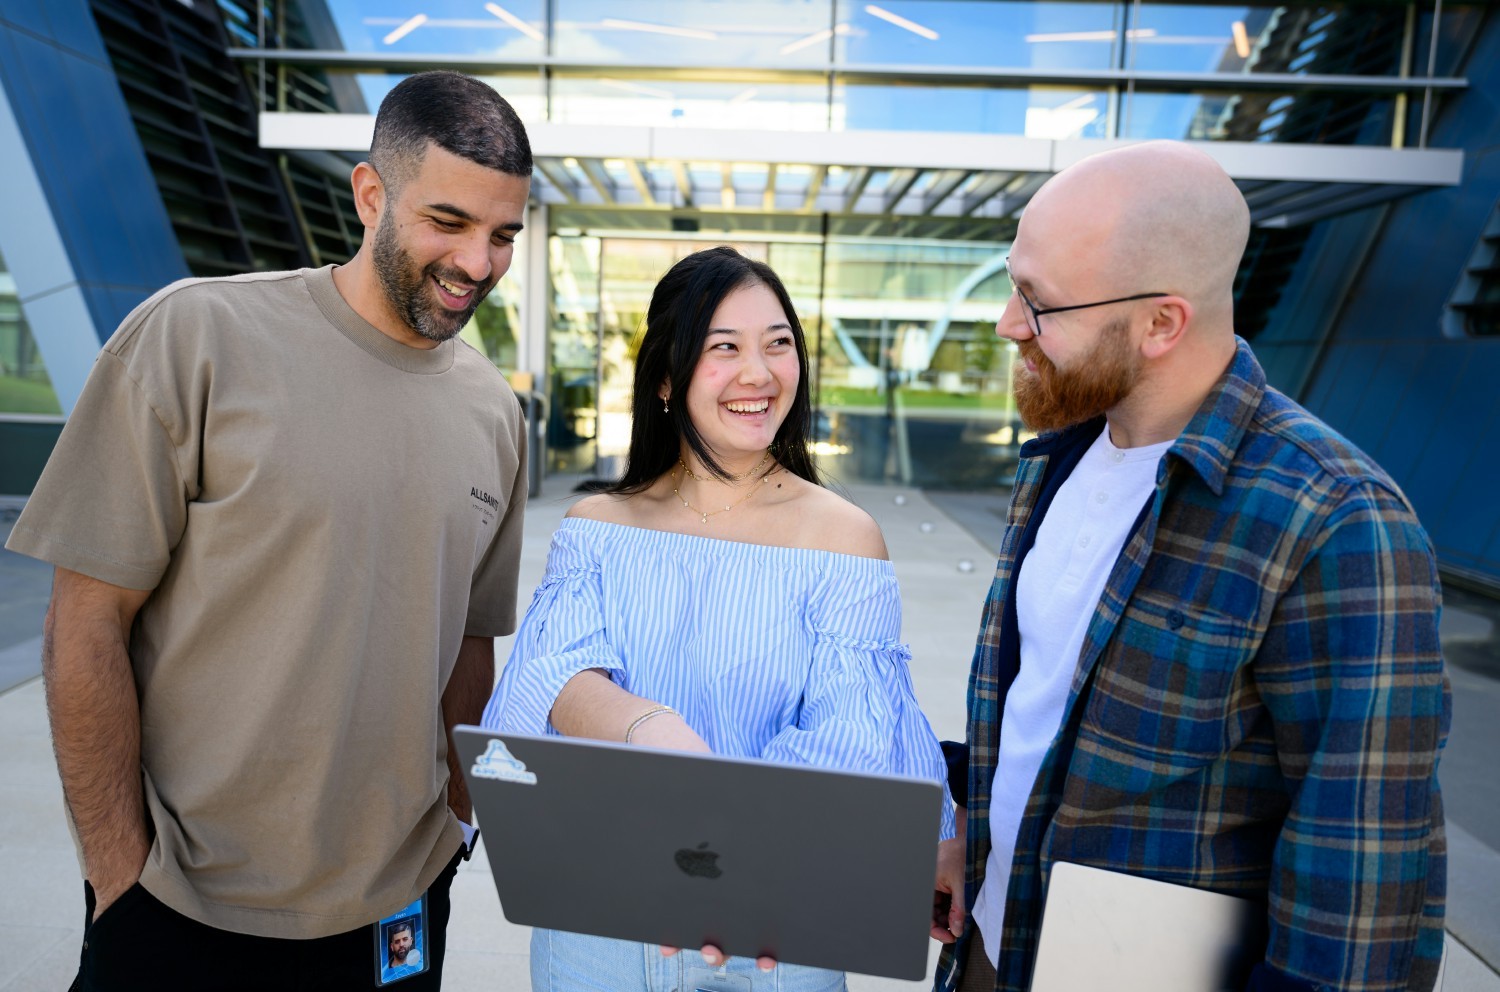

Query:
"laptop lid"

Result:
[[1029, 861, 1267, 991], [454, 727, 945, 980]]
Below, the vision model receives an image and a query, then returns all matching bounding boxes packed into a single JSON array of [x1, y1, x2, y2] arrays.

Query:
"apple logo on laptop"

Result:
[[674, 842, 723, 879]]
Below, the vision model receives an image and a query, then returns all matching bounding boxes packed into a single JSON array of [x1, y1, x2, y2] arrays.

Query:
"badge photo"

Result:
[[374, 895, 430, 986]]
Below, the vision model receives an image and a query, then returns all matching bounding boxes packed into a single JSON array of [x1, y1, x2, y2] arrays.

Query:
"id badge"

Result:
[[686, 966, 752, 992], [373, 894, 430, 986]]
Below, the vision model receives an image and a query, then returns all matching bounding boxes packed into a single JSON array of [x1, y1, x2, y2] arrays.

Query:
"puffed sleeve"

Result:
[[759, 562, 956, 838], [480, 524, 624, 735]]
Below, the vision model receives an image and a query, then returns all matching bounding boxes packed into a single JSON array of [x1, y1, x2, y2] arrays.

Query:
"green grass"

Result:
[[0, 375, 62, 415], [818, 385, 1010, 412]]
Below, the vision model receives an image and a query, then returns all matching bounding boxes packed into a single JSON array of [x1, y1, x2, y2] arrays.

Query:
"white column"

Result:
[[522, 201, 549, 385]]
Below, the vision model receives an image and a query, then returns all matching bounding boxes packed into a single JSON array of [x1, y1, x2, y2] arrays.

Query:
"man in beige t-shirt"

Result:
[[6, 71, 532, 990]]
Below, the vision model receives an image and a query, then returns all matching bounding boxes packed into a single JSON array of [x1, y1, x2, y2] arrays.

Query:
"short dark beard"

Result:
[[1013, 316, 1141, 432], [371, 210, 492, 343]]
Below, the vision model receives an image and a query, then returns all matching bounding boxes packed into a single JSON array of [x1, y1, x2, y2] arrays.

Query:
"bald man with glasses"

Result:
[[930, 141, 1449, 992]]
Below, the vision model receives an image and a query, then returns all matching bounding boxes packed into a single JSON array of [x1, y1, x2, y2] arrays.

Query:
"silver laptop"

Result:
[[1029, 861, 1267, 991], [453, 727, 946, 980]]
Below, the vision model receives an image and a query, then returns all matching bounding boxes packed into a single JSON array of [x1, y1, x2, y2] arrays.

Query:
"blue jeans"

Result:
[[530, 928, 848, 992]]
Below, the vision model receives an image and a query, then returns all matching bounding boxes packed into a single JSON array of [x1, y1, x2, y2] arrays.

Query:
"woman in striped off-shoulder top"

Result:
[[482, 246, 954, 992]]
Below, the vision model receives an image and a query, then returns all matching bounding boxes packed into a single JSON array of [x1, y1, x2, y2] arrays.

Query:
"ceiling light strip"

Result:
[[780, 23, 852, 55], [381, 14, 427, 46], [484, 3, 543, 42], [865, 4, 939, 41], [601, 19, 717, 41]]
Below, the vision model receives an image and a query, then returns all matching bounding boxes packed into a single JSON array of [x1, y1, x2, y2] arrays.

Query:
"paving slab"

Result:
[[1447, 936, 1500, 992], [0, 636, 41, 697], [0, 925, 79, 992]]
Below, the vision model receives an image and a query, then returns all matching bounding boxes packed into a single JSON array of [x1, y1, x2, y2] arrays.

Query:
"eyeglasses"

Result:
[[1004, 256, 1168, 337]]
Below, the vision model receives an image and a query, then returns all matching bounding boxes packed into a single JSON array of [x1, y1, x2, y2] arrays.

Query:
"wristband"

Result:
[[624, 704, 678, 743]]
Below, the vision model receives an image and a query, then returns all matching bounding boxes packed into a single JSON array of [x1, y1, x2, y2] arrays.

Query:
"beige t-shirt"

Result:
[[7, 266, 526, 938]]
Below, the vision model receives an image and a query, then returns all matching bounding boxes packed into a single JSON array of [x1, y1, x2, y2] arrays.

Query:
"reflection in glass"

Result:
[[554, 0, 835, 66], [459, 240, 526, 373], [1122, 91, 1238, 142], [548, 236, 602, 474], [551, 77, 830, 131], [813, 238, 1018, 488], [1414, 5, 1489, 79], [317, 0, 547, 58], [1127, 5, 1266, 74], [540, 220, 1025, 488], [278, 1, 1453, 148], [838, 84, 1108, 139], [319, 72, 546, 124], [0, 251, 61, 415], [1131, 4, 1407, 77], [1123, 88, 1396, 145], [835, 1, 1120, 70]]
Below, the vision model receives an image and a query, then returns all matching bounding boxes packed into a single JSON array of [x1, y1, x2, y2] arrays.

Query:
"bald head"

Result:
[[1023, 141, 1250, 330]]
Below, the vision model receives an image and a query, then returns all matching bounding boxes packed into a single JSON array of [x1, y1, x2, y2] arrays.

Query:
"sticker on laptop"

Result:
[[470, 739, 537, 785]]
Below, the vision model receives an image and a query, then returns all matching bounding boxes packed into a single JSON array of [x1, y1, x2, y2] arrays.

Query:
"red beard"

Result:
[[1012, 319, 1141, 432]]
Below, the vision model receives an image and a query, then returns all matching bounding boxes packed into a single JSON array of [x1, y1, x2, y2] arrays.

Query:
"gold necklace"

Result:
[[679, 449, 770, 484], [673, 458, 774, 525]]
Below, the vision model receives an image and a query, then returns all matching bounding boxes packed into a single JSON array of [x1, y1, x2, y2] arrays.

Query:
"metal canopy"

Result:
[[261, 114, 1464, 231]]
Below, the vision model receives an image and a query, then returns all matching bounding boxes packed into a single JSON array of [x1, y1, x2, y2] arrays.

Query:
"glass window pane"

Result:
[[0, 250, 61, 416], [460, 234, 526, 372], [536, 217, 1029, 488], [311, 72, 545, 123], [1128, 4, 1266, 74], [1124, 88, 1397, 145], [555, 0, 835, 66], [815, 237, 1021, 488], [548, 235, 602, 475], [1415, 5, 1489, 78], [835, 1, 1122, 70], [551, 77, 830, 130], [1132, 4, 1408, 77], [837, 84, 1108, 138], [310, 0, 547, 58]]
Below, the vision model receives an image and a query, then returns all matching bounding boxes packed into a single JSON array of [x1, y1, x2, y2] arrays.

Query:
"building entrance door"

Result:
[[545, 228, 1021, 490]]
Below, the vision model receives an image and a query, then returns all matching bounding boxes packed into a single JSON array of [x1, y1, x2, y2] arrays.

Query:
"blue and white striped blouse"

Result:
[[481, 517, 954, 836]]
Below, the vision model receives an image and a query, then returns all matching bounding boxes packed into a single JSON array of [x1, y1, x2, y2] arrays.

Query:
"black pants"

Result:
[[71, 848, 463, 992]]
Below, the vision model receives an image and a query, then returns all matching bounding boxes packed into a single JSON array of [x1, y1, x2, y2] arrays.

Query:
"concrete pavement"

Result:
[[1, 477, 1497, 991]]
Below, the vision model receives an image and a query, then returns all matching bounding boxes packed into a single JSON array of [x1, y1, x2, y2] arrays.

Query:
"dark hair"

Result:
[[608, 246, 820, 494], [369, 71, 532, 195]]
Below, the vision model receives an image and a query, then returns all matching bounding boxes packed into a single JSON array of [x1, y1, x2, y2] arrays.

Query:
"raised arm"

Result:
[[480, 521, 709, 753], [42, 566, 153, 923]]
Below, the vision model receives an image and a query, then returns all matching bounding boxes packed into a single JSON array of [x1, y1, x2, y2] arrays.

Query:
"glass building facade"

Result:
[[1, 0, 1494, 574], [254, 1, 1474, 149], [224, 0, 1477, 488]]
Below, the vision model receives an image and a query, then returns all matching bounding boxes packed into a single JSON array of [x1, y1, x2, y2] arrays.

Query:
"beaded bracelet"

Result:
[[624, 704, 678, 743]]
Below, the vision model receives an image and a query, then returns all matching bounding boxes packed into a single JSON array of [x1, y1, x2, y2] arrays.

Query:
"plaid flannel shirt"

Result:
[[936, 338, 1449, 992]]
